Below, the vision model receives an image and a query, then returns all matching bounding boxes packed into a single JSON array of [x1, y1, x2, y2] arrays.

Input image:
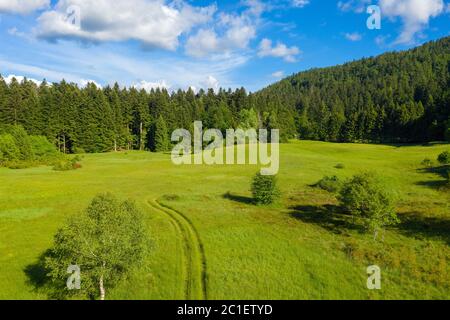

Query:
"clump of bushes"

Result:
[[437, 151, 449, 165], [251, 172, 280, 205], [315, 175, 342, 193], [53, 156, 82, 171], [338, 172, 399, 240], [0, 125, 62, 169]]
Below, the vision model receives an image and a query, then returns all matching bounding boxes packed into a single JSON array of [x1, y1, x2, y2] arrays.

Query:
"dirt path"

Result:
[[148, 199, 207, 300]]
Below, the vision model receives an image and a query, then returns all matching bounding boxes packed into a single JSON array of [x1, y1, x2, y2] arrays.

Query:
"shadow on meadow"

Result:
[[396, 212, 450, 246], [416, 165, 449, 190], [223, 192, 254, 205], [24, 250, 68, 300], [288, 205, 365, 234]]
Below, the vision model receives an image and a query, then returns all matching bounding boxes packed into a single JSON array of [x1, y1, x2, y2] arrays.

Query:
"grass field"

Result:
[[0, 141, 449, 300]]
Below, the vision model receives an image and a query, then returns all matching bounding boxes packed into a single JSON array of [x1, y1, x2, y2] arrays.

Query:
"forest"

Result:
[[0, 36, 449, 155]]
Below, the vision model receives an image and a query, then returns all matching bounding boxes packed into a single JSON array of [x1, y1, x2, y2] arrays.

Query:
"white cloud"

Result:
[[337, 0, 371, 13], [258, 38, 300, 62], [35, 0, 216, 51], [344, 32, 362, 41], [201, 75, 220, 91], [185, 1, 263, 58], [0, 0, 49, 14], [80, 79, 101, 88], [271, 71, 284, 78], [292, 0, 310, 8], [3, 74, 42, 85], [133, 80, 170, 92], [380, 0, 445, 44]]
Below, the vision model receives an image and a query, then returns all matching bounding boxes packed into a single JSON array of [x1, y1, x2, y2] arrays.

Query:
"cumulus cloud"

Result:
[[35, 0, 215, 51], [3, 74, 42, 85], [379, 0, 445, 44], [0, 0, 49, 14], [133, 80, 170, 92], [185, 0, 263, 58], [201, 75, 220, 91], [258, 38, 300, 62], [344, 32, 362, 41]]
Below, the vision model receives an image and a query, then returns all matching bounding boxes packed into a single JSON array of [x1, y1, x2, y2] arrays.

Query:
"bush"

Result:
[[251, 172, 280, 205], [315, 175, 342, 193], [421, 158, 434, 168], [53, 157, 82, 171], [437, 151, 450, 165], [338, 172, 399, 240], [335, 163, 345, 169], [30, 136, 59, 160], [0, 134, 20, 163]]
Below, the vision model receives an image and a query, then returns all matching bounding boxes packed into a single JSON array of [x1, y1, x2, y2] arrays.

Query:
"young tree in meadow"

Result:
[[45, 193, 147, 300], [338, 172, 399, 240], [437, 151, 450, 165], [251, 172, 280, 205]]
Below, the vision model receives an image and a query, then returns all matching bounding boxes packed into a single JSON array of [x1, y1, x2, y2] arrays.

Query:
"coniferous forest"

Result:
[[0, 37, 449, 155]]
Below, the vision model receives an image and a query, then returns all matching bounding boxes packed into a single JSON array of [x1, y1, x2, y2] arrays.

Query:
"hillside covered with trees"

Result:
[[0, 37, 448, 154]]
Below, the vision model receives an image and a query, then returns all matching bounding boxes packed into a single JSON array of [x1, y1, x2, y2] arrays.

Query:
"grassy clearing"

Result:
[[0, 141, 448, 300]]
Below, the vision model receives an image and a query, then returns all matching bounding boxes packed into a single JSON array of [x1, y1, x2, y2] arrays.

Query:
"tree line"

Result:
[[0, 37, 448, 154]]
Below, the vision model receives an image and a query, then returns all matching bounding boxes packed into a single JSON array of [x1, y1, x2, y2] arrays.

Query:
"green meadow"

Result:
[[0, 141, 449, 300]]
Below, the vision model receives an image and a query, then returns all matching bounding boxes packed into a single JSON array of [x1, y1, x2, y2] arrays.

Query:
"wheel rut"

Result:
[[148, 199, 207, 300]]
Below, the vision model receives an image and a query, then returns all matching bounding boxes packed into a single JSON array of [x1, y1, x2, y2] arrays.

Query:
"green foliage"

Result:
[[152, 115, 170, 152], [0, 134, 20, 163], [44, 193, 148, 300], [315, 175, 342, 193], [0, 125, 34, 160], [29, 136, 59, 160], [421, 158, 434, 168], [335, 163, 345, 169], [338, 172, 399, 239], [251, 172, 280, 205], [437, 151, 450, 165], [52, 156, 82, 171], [238, 108, 259, 130]]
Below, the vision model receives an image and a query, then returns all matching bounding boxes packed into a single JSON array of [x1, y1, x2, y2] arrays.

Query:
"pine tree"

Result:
[[153, 115, 170, 152]]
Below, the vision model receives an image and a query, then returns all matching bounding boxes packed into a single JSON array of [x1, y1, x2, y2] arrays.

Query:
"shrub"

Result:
[[437, 151, 450, 165], [0, 134, 20, 163], [53, 157, 82, 171], [421, 158, 433, 168], [315, 175, 342, 193], [335, 163, 345, 169], [338, 172, 399, 240], [30, 136, 59, 160], [251, 172, 280, 205]]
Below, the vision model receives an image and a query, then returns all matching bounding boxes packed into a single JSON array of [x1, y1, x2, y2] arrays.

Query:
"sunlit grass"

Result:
[[0, 141, 448, 299]]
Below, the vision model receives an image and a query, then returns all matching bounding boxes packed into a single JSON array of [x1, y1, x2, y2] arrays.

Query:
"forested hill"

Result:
[[257, 36, 450, 143], [0, 37, 449, 154]]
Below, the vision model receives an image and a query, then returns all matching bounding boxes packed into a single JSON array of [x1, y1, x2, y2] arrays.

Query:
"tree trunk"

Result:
[[63, 134, 66, 154], [114, 138, 117, 152], [140, 122, 144, 151], [99, 275, 105, 301]]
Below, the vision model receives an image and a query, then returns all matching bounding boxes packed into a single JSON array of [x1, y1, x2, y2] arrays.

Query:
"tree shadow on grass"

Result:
[[288, 205, 365, 234], [222, 192, 255, 205], [24, 250, 65, 300], [396, 212, 450, 245], [24, 250, 51, 290], [416, 165, 449, 190]]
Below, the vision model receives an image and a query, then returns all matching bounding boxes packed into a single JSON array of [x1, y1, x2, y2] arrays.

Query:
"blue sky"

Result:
[[0, 0, 448, 92]]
